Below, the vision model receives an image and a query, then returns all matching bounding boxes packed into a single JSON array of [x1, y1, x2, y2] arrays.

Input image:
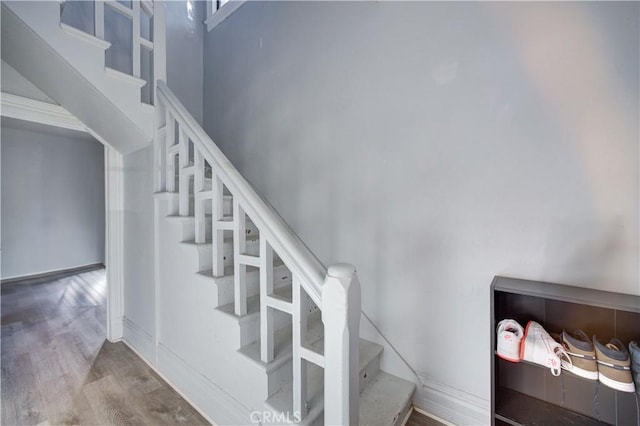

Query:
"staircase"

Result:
[[1, 2, 417, 424], [154, 83, 416, 425], [1, 0, 164, 153]]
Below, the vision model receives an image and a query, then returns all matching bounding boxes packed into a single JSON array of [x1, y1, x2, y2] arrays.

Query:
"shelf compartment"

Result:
[[491, 276, 640, 426], [496, 387, 607, 426]]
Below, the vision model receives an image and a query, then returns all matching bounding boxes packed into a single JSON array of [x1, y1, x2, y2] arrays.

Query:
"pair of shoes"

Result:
[[592, 336, 635, 393], [496, 319, 638, 389], [559, 330, 636, 393], [496, 319, 571, 376]]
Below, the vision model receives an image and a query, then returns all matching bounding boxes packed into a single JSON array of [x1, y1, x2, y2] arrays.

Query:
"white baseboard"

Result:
[[415, 375, 490, 426], [156, 343, 254, 426], [1, 262, 104, 284], [121, 320, 253, 426], [122, 316, 155, 363]]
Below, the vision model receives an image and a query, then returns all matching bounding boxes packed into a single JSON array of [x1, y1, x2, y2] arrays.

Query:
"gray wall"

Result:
[[203, 1, 639, 408], [166, 0, 204, 124], [1, 117, 105, 279], [1, 60, 56, 103]]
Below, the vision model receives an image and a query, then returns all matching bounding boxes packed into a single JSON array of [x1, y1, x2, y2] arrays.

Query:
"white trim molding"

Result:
[[0, 92, 86, 131], [123, 316, 155, 362], [205, 0, 246, 32], [105, 146, 125, 342], [156, 343, 253, 425], [415, 374, 490, 426]]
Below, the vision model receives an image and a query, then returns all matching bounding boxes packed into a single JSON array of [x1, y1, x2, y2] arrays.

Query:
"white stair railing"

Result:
[[60, 0, 164, 105], [155, 80, 361, 424]]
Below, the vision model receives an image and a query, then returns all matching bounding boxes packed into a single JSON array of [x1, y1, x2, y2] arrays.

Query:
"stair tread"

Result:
[[359, 371, 416, 426], [216, 285, 293, 321], [265, 339, 388, 422], [165, 214, 213, 222], [105, 66, 147, 87], [239, 312, 324, 373], [153, 191, 178, 200], [198, 261, 288, 283], [266, 361, 324, 425], [197, 264, 236, 281], [165, 213, 257, 226], [59, 22, 111, 49], [180, 234, 260, 246]]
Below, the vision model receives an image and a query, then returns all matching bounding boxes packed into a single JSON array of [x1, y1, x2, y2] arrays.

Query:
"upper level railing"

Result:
[[154, 80, 361, 424], [60, 0, 165, 106]]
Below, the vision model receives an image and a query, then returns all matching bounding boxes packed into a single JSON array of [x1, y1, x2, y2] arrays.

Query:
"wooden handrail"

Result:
[[156, 80, 326, 305]]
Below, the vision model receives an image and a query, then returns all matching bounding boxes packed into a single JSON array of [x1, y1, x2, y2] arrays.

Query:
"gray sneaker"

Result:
[[561, 330, 598, 380], [629, 341, 640, 395], [593, 336, 635, 393]]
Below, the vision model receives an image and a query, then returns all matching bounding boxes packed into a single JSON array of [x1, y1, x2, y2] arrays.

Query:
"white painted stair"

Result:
[[155, 191, 416, 425], [1, 0, 159, 153]]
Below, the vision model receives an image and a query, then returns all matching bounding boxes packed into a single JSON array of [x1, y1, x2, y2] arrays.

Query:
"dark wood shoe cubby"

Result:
[[491, 276, 640, 426]]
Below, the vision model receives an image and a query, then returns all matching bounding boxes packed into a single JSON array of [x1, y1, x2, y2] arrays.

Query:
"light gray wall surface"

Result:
[[1, 59, 56, 103], [166, 0, 204, 124], [122, 144, 155, 338], [203, 1, 639, 410], [1, 117, 105, 279], [60, 0, 94, 37]]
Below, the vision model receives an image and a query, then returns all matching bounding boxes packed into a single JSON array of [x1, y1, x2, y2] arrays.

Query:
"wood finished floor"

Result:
[[1, 268, 209, 426], [405, 410, 446, 426]]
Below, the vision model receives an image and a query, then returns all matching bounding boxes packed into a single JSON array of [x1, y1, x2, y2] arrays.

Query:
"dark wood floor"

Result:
[[405, 409, 447, 426], [1, 268, 208, 425]]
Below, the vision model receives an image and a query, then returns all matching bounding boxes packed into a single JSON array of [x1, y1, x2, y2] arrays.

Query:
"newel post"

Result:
[[322, 264, 361, 426]]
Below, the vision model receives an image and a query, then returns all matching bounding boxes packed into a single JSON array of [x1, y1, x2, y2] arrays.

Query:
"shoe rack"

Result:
[[491, 276, 640, 426]]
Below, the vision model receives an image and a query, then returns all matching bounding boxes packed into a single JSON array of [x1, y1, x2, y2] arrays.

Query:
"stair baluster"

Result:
[[94, 0, 104, 39], [165, 112, 177, 193], [178, 128, 189, 215], [260, 239, 275, 362], [293, 276, 309, 417], [233, 199, 248, 316], [211, 173, 225, 277], [194, 149, 206, 243], [132, 0, 141, 79]]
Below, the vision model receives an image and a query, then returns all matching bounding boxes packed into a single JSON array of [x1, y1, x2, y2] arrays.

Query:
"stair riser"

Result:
[[237, 308, 292, 349], [263, 339, 383, 402], [239, 291, 320, 350], [180, 217, 259, 243], [359, 352, 380, 394], [190, 238, 260, 271], [167, 192, 233, 217], [215, 265, 292, 307]]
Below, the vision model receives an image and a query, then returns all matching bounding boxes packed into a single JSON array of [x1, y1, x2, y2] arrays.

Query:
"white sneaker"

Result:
[[496, 319, 524, 362], [521, 321, 572, 376]]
